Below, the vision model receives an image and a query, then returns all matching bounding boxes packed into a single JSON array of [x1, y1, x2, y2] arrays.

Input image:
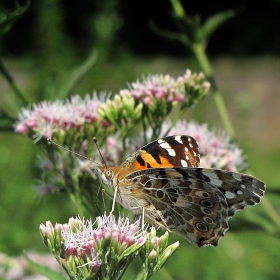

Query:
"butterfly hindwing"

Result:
[[200, 169, 266, 218], [122, 167, 265, 247]]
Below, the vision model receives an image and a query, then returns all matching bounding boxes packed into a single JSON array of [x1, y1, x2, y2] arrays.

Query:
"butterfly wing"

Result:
[[103, 135, 200, 205], [119, 135, 200, 176], [121, 167, 265, 247]]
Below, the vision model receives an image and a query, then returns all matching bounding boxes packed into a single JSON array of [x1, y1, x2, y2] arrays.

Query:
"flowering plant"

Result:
[[15, 70, 215, 218], [11, 68, 217, 278], [1, 0, 276, 279], [13, 69, 251, 278], [39, 214, 179, 280]]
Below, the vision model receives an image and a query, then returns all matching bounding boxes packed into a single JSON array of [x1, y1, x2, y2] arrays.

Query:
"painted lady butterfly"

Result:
[[95, 135, 266, 247]]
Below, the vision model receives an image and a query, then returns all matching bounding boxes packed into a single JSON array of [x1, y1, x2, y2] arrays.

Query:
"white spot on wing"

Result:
[[184, 146, 189, 152], [181, 159, 188, 167], [158, 141, 176, 156], [158, 140, 170, 149], [175, 135, 183, 144], [225, 191, 235, 199], [168, 149, 176, 156], [236, 190, 243, 195]]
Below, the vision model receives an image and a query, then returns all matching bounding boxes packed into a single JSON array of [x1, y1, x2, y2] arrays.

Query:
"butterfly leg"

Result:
[[93, 180, 114, 214], [101, 188, 114, 213], [129, 205, 146, 230], [93, 182, 104, 215], [110, 186, 119, 213]]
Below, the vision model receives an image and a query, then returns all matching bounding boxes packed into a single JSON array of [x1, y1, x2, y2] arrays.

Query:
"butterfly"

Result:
[[94, 135, 266, 247]]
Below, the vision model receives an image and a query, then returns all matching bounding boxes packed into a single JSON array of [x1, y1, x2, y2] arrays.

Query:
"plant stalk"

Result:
[[192, 43, 235, 138], [0, 57, 29, 106]]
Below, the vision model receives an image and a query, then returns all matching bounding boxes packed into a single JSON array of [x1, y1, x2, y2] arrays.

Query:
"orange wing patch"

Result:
[[135, 151, 174, 169]]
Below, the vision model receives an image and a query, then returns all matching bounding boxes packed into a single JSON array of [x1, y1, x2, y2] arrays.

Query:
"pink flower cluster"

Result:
[[15, 93, 106, 139], [127, 73, 184, 105], [14, 70, 210, 143], [40, 214, 147, 273], [126, 70, 210, 106], [62, 214, 146, 259]]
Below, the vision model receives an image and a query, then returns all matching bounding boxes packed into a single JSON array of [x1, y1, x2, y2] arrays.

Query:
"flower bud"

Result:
[[148, 249, 157, 260], [157, 241, 180, 270]]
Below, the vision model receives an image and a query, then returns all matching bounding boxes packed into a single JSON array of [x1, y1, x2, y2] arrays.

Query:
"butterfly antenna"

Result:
[[47, 138, 99, 165], [93, 137, 108, 169]]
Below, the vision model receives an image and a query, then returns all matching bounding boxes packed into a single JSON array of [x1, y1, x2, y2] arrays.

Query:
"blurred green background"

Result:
[[0, 0, 279, 279]]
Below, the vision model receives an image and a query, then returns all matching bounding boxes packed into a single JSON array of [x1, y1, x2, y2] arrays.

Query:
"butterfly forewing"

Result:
[[132, 135, 200, 170]]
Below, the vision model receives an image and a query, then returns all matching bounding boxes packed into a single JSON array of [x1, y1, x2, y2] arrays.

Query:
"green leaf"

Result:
[[149, 20, 190, 47], [24, 253, 67, 280], [0, 1, 30, 35], [169, 0, 185, 18], [202, 9, 238, 41]]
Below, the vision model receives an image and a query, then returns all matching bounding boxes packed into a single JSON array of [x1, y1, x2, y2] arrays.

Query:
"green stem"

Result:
[[212, 90, 235, 138], [71, 178, 84, 217], [0, 57, 29, 106], [192, 43, 213, 77], [122, 136, 127, 160], [192, 43, 235, 138], [142, 115, 148, 144], [163, 109, 186, 137], [54, 255, 71, 277], [261, 196, 280, 227]]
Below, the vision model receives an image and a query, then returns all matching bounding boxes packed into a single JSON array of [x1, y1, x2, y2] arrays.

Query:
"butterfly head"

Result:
[[94, 164, 117, 189]]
